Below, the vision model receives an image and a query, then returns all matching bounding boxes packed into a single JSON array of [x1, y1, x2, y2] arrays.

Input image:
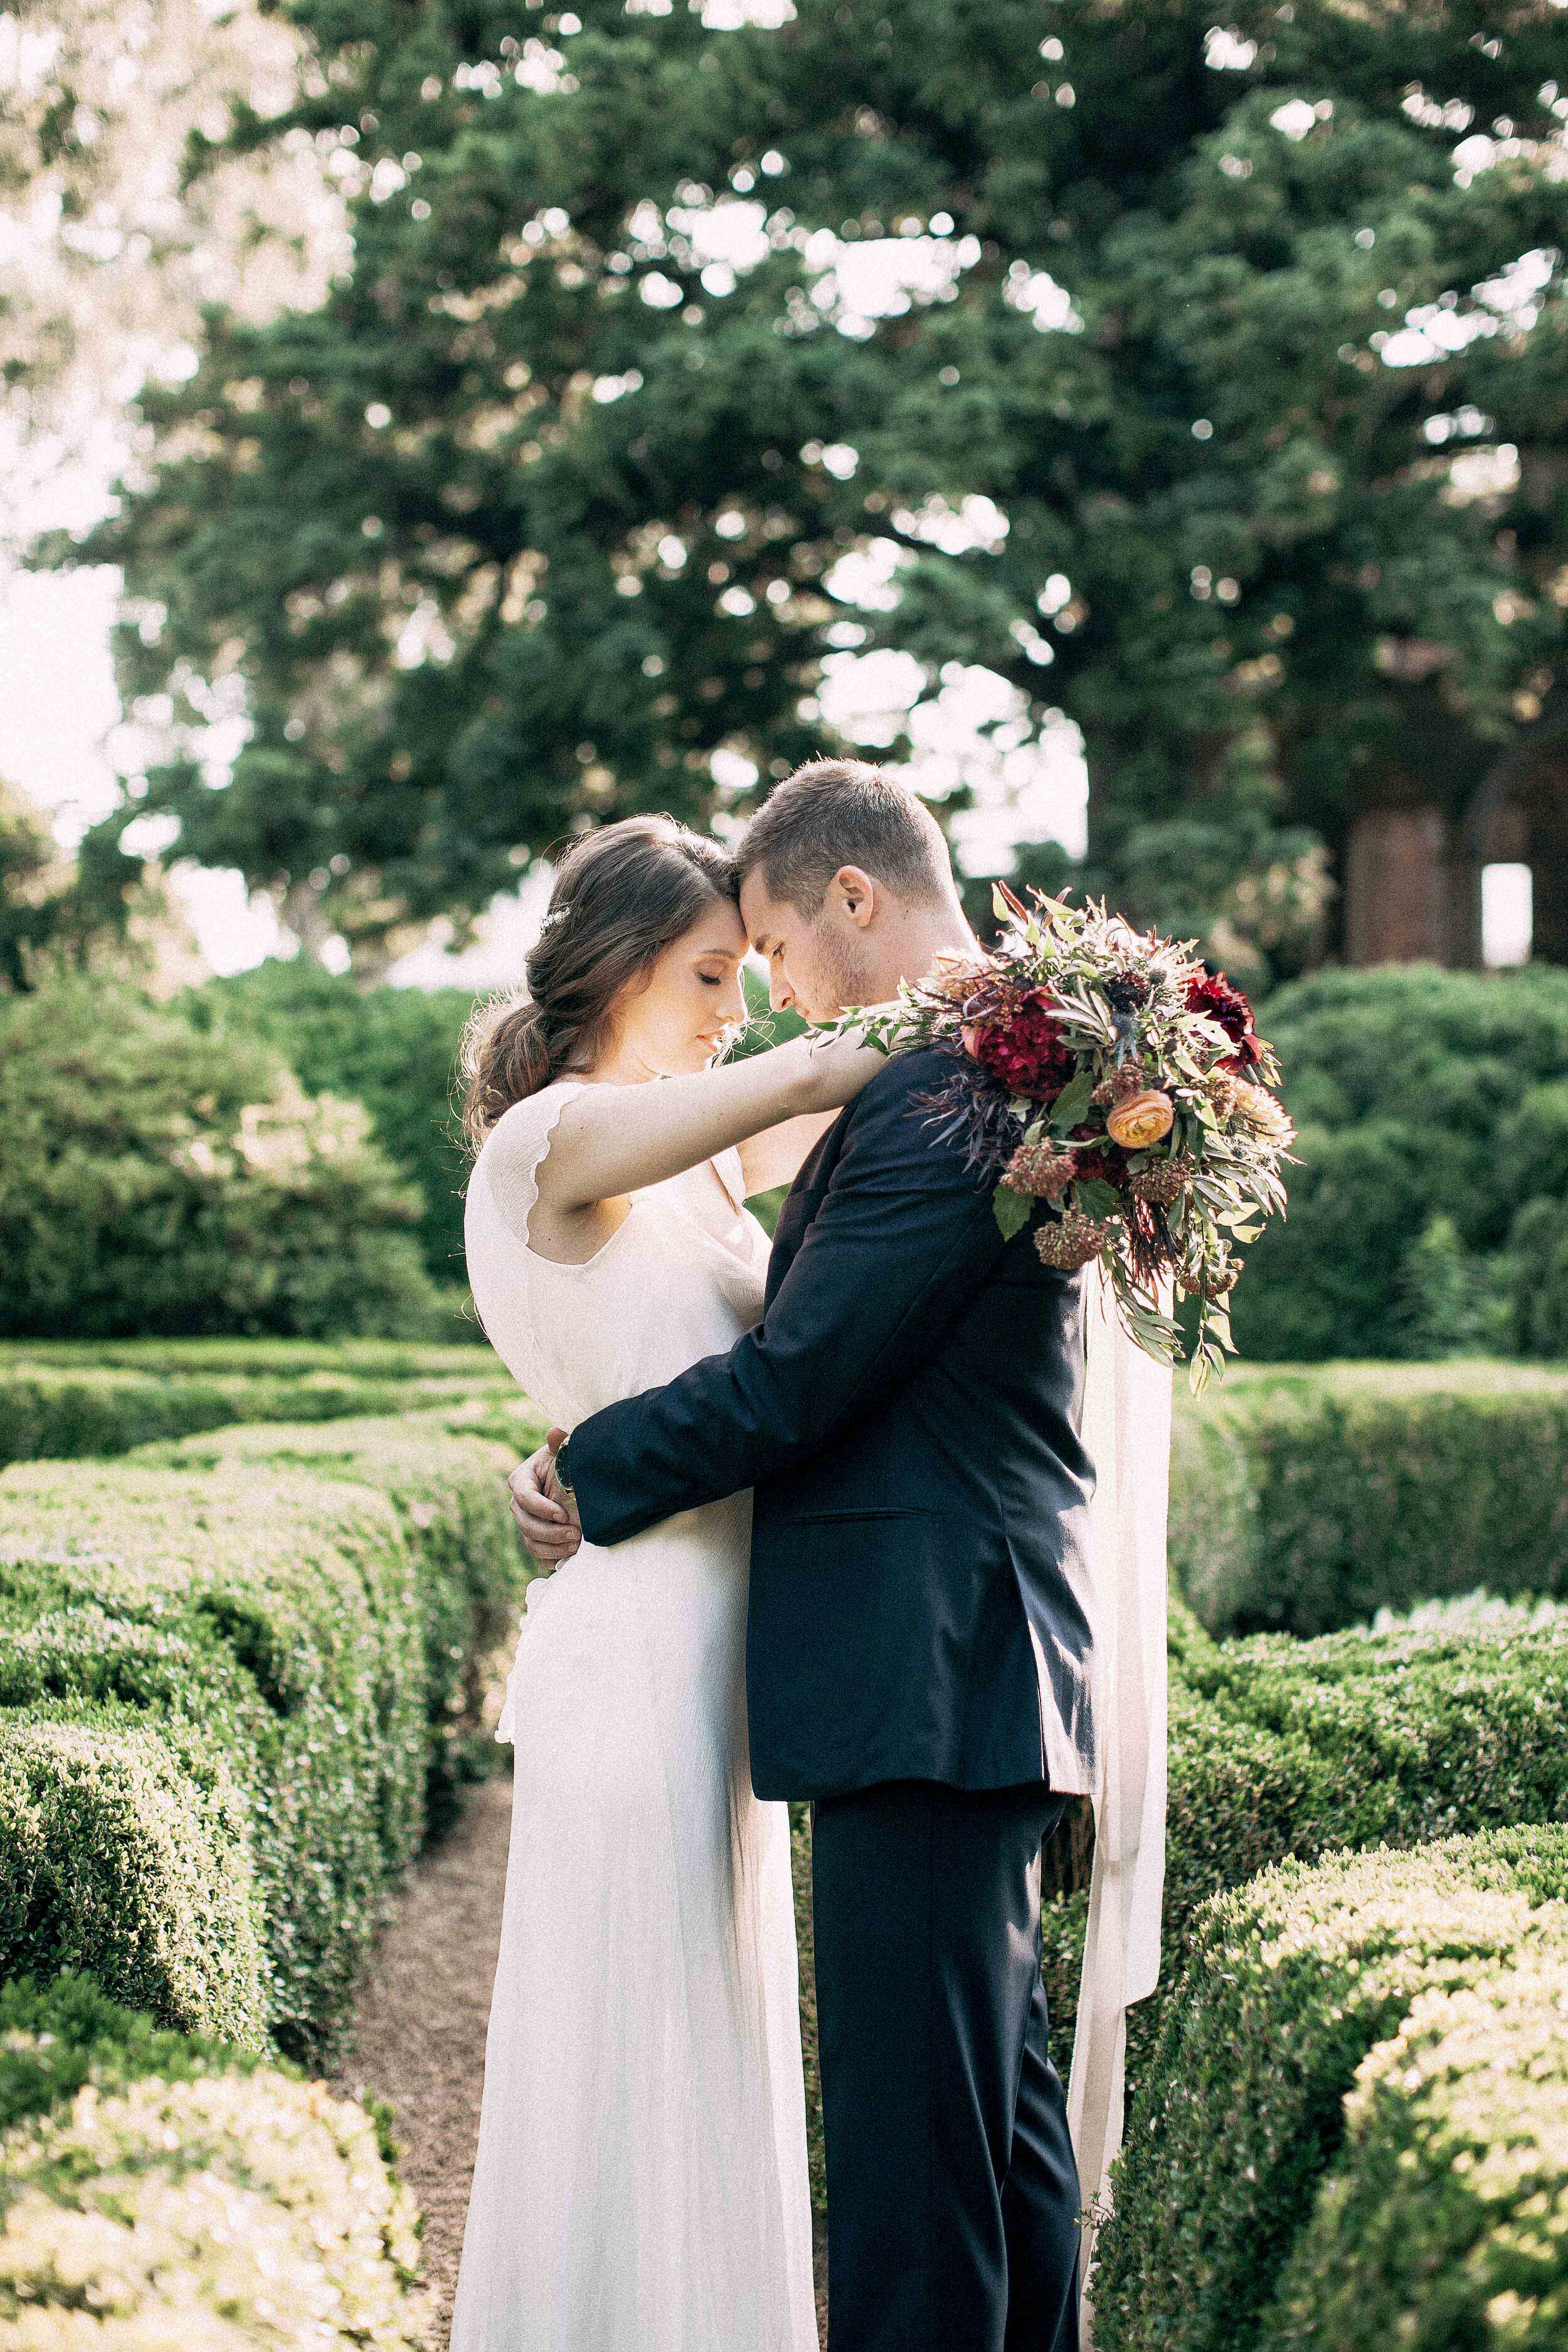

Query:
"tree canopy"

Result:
[[55, 0, 1568, 972]]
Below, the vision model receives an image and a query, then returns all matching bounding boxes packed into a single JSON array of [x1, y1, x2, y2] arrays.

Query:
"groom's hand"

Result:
[[507, 1429, 583, 1566]]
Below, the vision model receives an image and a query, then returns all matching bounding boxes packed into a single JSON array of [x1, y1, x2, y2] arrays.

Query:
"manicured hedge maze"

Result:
[[0, 1422, 522, 2059], [0, 1972, 428, 2344], [1043, 1597, 1568, 2083], [0, 1338, 512, 1469], [133, 1410, 535, 1821], [1169, 1367, 1568, 1639], [1094, 1827, 1568, 2352]]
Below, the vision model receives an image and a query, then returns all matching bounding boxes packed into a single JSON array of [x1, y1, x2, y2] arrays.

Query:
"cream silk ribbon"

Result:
[[1068, 1265, 1172, 2334]]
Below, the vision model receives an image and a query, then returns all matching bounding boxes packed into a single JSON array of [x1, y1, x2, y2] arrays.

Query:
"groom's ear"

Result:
[[827, 865, 878, 930]]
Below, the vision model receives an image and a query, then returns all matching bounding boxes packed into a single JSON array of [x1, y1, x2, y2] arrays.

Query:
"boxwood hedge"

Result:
[[1267, 1951, 1568, 2349], [132, 1412, 526, 1818], [1169, 1378, 1568, 1638], [1042, 1601, 1568, 2080], [0, 1354, 510, 1469], [0, 1424, 523, 2057], [1092, 1827, 1568, 2352], [0, 1973, 428, 2344]]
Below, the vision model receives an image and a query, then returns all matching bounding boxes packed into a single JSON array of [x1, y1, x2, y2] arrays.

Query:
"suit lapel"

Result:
[[765, 1106, 852, 1305]]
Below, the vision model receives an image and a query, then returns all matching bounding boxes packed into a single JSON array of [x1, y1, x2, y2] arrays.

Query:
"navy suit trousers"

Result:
[[810, 1781, 1082, 2352]]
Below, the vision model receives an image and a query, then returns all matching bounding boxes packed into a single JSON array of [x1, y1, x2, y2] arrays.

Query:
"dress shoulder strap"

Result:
[[477, 1081, 588, 1249]]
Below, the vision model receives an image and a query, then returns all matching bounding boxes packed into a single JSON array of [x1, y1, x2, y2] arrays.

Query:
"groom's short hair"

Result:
[[738, 759, 951, 914]]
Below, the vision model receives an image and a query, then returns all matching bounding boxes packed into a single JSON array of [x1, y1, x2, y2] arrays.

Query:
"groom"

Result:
[[510, 758, 1093, 2351]]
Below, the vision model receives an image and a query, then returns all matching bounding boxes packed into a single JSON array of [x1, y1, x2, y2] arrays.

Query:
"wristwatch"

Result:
[[552, 1435, 575, 1497]]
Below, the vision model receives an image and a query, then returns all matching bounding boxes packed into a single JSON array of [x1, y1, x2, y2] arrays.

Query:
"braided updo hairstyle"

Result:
[[458, 816, 739, 1152]]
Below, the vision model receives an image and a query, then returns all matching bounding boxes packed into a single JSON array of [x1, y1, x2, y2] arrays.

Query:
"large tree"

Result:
[[0, 0, 341, 527], [55, 0, 1568, 971]]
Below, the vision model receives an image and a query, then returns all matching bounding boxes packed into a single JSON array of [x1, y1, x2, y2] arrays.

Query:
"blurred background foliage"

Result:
[[28, 0, 1568, 985], [1235, 961, 1568, 1360], [0, 977, 441, 1338], [7, 0, 1568, 1350]]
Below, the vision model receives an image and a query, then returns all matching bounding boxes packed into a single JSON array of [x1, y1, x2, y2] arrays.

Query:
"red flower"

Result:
[[1185, 970, 1261, 1068], [963, 990, 1080, 1101], [1072, 1145, 1130, 1191]]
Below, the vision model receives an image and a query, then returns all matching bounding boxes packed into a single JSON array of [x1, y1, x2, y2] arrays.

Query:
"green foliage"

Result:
[[0, 978, 439, 1340], [1093, 1827, 1568, 2352], [1392, 1211, 1497, 1359], [1043, 1600, 1568, 2087], [0, 1449, 498, 2056], [0, 1988, 428, 2343], [184, 962, 478, 1283], [0, 1355, 509, 1469], [0, 1971, 266, 2135], [130, 1413, 527, 1822], [0, 1337, 495, 1374], [1169, 1379, 1568, 1638], [0, 1708, 269, 2045], [58, 1, 1568, 970], [1265, 1941, 1568, 2351], [1237, 968, 1568, 1360], [1510, 1195, 1568, 1359]]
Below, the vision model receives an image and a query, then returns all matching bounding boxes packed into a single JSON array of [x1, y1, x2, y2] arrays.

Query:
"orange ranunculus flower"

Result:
[[1105, 1088, 1175, 1150]]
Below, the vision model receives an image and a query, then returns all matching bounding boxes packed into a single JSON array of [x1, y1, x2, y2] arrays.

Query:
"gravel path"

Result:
[[330, 1772, 513, 2346], [331, 1768, 829, 2349]]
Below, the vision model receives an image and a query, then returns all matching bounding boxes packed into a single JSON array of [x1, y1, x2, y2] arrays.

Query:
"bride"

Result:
[[450, 813, 881, 2352]]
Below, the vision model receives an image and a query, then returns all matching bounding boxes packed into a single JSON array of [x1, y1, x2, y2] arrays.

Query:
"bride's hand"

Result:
[[800, 1014, 893, 1111]]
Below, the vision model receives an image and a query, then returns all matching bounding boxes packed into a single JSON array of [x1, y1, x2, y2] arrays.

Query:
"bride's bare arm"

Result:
[[736, 1110, 838, 1197], [496, 1029, 882, 1219]]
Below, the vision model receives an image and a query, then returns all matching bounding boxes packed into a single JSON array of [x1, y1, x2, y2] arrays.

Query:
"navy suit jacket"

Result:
[[566, 1047, 1098, 1802]]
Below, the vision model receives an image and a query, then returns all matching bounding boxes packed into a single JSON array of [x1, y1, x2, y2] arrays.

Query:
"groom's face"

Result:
[[739, 869, 880, 1025]]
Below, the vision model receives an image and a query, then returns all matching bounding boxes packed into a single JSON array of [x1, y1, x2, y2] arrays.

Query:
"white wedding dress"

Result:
[[450, 1081, 818, 2352]]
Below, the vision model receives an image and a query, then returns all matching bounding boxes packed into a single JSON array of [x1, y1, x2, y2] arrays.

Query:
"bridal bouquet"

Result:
[[850, 888, 1293, 1385]]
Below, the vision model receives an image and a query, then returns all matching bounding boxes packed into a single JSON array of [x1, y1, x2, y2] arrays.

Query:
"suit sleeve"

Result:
[[568, 1051, 1008, 1547]]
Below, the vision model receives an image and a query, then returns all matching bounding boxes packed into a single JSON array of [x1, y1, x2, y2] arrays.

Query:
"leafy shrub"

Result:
[[0, 1971, 264, 2134], [132, 1414, 526, 1820], [186, 960, 477, 1284], [1092, 1828, 1568, 2352], [1266, 1951, 1568, 2350], [0, 1710, 268, 2045], [0, 978, 437, 1338], [0, 1353, 509, 1468], [0, 1463, 428, 2055], [0, 1972, 429, 2346], [1042, 1602, 1568, 2084], [1168, 1382, 1568, 1638], [2, 1338, 493, 1375], [1510, 1195, 1568, 1359], [1234, 965, 1568, 1359]]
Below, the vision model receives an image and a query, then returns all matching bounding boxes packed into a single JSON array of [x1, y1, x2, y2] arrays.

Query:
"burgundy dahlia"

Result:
[[962, 990, 1080, 1101], [1185, 970, 1261, 1068], [1071, 1145, 1131, 1191]]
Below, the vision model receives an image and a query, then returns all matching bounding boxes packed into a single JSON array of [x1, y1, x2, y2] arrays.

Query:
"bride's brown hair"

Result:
[[458, 816, 739, 1152]]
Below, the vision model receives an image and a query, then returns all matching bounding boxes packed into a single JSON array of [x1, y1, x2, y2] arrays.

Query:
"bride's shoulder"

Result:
[[477, 1082, 585, 1177]]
